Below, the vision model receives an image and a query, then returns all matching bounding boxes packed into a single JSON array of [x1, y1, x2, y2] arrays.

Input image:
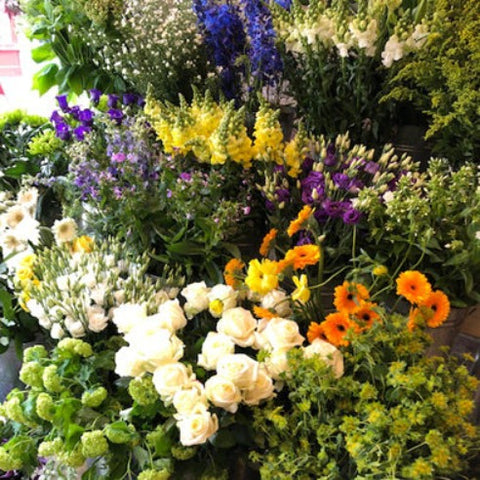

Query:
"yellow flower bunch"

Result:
[[15, 254, 40, 311], [252, 102, 284, 163]]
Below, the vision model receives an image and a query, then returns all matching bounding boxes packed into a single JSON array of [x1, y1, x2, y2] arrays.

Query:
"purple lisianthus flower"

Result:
[[78, 108, 94, 125], [73, 125, 91, 141], [348, 178, 364, 193], [89, 88, 102, 104], [55, 122, 70, 141], [324, 143, 337, 166], [296, 231, 313, 246], [314, 207, 328, 223], [275, 187, 290, 203], [137, 96, 146, 107], [50, 110, 63, 124], [301, 170, 324, 204], [56, 94, 69, 111], [273, 164, 285, 174], [108, 108, 123, 124], [265, 199, 274, 211], [332, 172, 350, 190], [364, 161, 380, 175], [343, 207, 362, 224], [107, 94, 119, 108], [322, 198, 349, 218], [301, 157, 314, 173], [122, 93, 137, 105]]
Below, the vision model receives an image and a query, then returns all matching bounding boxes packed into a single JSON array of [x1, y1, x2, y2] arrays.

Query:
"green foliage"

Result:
[[251, 316, 480, 479]]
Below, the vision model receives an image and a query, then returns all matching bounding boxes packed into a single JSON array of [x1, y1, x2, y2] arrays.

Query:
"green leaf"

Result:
[[132, 446, 150, 469], [0, 288, 14, 320], [209, 428, 237, 448], [31, 44, 56, 63], [32, 63, 59, 95], [167, 241, 205, 255]]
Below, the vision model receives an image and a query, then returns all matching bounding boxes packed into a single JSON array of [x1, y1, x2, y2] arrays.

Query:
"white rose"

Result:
[[264, 349, 289, 380], [50, 322, 65, 339], [115, 346, 145, 378], [242, 367, 275, 406], [152, 362, 195, 403], [303, 339, 344, 378], [173, 382, 209, 415], [217, 354, 259, 389], [112, 303, 147, 334], [177, 411, 218, 446], [207, 284, 238, 317], [205, 375, 241, 413], [87, 305, 109, 332], [217, 308, 256, 348], [65, 317, 85, 338], [261, 289, 292, 317], [262, 317, 304, 351], [149, 299, 187, 332], [181, 282, 210, 318], [197, 332, 235, 370]]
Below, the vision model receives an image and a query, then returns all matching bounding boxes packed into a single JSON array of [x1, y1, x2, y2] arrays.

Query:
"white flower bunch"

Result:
[[114, 281, 344, 446], [0, 187, 40, 271], [19, 237, 170, 339]]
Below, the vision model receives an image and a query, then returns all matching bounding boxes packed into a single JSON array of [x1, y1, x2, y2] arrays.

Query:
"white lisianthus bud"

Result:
[[87, 305, 109, 332]]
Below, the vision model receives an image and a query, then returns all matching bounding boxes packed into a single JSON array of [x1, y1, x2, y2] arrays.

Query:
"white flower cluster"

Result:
[[114, 281, 344, 446], [24, 239, 169, 339], [273, 1, 429, 67], [0, 187, 40, 271]]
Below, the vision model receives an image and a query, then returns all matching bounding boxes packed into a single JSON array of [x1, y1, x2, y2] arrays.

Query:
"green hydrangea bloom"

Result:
[[81, 387, 108, 408], [170, 444, 197, 460], [19, 361, 44, 388], [137, 469, 171, 480], [38, 438, 64, 457], [58, 338, 93, 357], [23, 345, 48, 363], [128, 376, 158, 406], [81, 430, 109, 458], [0, 447, 22, 471], [36, 393, 55, 421], [42, 365, 64, 393]]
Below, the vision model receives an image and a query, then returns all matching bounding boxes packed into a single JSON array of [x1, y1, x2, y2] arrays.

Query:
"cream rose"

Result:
[[181, 282, 210, 318], [261, 289, 292, 317], [242, 368, 275, 406], [112, 303, 147, 334], [303, 339, 344, 378], [197, 332, 235, 371], [152, 362, 195, 402], [207, 284, 238, 317], [262, 317, 304, 351], [115, 346, 145, 377], [177, 411, 219, 446], [148, 299, 187, 332], [87, 305, 109, 332], [65, 317, 86, 338], [216, 354, 259, 389], [173, 382, 209, 415], [216, 307, 256, 348], [205, 375, 242, 413], [264, 349, 289, 380]]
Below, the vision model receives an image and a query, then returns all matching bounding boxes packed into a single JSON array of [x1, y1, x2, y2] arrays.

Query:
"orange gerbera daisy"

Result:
[[283, 244, 321, 270], [307, 321, 328, 343], [322, 311, 359, 347], [396, 270, 432, 304], [353, 302, 380, 329], [287, 205, 313, 237], [253, 305, 277, 320], [421, 290, 451, 328], [259, 228, 278, 257], [333, 281, 370, 314], [407, 307, 423, 331], [223, 258, 245, 288]]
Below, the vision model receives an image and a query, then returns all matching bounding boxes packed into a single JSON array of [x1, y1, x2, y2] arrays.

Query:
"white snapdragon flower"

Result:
[[381, 34, 405, 67]]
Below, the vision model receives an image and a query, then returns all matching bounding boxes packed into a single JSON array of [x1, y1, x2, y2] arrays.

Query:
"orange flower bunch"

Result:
[[287, 205, 313, 237], [396, 270, 450, 330], [307, 281, 380, 347]]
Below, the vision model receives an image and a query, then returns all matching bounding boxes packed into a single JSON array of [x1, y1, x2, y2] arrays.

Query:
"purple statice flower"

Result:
[[55, 94, 69, 112], [122, 93, 137, 105], [301, 170, 324, 204], [342, 207, 362, 224], [364, 161, 380, 175], [324, 143, 337, 166], [322, 198, 349, 218], [332, 172, 350, 190], [242, 0, 282, 85], [107, 94, 119, 108], [73, 125, 91, 141], [55, 122, 71, 141], [78, 108, 94, 125], [108, 108, 124, 124], [89, 88, 102, 104]]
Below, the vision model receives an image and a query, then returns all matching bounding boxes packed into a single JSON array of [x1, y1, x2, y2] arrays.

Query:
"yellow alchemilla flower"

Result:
[[245, 259, 279, 295], [292, 274, 311, 303], [72, 236, 95, 254]]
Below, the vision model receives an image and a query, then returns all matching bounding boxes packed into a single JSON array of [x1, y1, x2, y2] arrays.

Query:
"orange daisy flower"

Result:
[[287, 205, 313, 237], [307, 322, 328, 343], [223, 258, 245, 288], [407, 307, 423, 331], [253, 305, 277, 320], [333, 281, 370, 314], [421, 290, 451, 328], [259, 228, 278, 257], [353, 302, 380, 329], [322, 311, 358, 347], [283, 244, 321, 270], [396, 270, 432, 304]]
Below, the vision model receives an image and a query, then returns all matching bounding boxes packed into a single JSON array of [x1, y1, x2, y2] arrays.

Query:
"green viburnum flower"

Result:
[[104, 422, 137, 444], [170, 444, 197, 460], [61, 443, 86, 468], [38, 438, 64, 458], [57, 338, 93, 357], [4, 396, 27, 424], [81, 430, 109, 458], [19, 361, 44, 388], [128, 376, 158, 405], [81, 386, 108, 408], [35, 392, 55, 421], [42, 365, 64, 393], [0, 447, 22, 471], [23, 345, 48, 363], [137, 469, 170, 480]]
